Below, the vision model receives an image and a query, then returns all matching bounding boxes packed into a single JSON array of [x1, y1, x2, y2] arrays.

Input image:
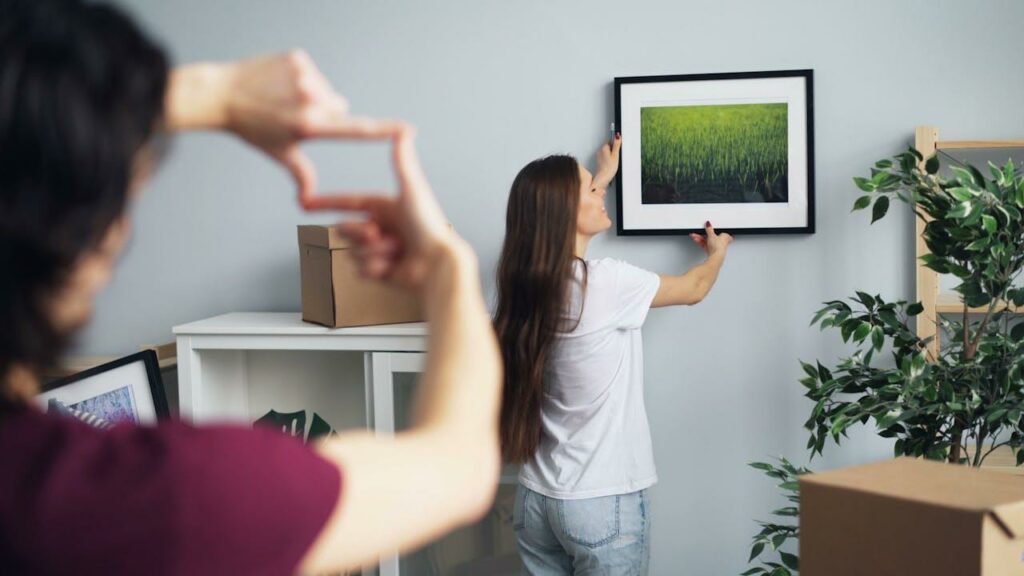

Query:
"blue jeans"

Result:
[[513, 485, 651, 575]]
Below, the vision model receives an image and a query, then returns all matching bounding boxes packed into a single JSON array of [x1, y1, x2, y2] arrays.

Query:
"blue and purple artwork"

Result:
[[71, 386, 139, 424]]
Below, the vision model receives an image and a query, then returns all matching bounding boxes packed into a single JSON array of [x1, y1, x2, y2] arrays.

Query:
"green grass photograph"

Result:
[[640, 103, 788, 204]]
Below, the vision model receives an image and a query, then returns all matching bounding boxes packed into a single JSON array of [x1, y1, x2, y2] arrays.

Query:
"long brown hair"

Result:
[[495, 155, 586, 463]]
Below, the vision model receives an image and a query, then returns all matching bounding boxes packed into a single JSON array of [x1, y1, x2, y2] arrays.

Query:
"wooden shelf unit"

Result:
[[935, 293, 1023, 315], [915, 126, 1024, 357], [937, 140, 1024, 150]]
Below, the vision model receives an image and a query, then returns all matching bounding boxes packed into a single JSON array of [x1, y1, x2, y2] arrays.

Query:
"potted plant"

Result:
[[743, 149, 1024, 576]]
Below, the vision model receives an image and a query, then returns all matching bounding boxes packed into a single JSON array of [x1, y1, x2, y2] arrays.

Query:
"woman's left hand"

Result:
[[593, 133, 622, 188]]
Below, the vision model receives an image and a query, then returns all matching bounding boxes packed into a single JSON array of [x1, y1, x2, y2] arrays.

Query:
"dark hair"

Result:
[[0, 0, 169, 385], [494, 155, 586, 463]]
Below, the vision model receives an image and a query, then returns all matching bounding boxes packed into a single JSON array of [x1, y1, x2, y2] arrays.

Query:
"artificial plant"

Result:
[[743, 148, 1024, 576]]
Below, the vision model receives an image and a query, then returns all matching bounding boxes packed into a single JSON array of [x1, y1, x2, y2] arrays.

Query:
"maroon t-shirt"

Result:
[[0, 403, 341, 575]]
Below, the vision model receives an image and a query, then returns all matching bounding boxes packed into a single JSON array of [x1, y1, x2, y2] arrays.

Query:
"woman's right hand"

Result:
[[689, 222, 733, 258], [321, 128, 464, 292]]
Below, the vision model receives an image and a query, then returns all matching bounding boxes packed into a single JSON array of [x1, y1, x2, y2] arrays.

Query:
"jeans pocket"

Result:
[[513, 485, 527, 531], [558, 494, 621, 548]]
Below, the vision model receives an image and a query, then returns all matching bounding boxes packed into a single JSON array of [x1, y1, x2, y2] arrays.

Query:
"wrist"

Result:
[[422, 238, 480, 310], [165, 62, 233, 131], [592, 170, 614, 189]]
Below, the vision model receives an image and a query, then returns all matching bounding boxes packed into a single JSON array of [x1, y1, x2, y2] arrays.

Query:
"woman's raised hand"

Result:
[[593, 133, 622, 188], [689, 222, 733, 257]]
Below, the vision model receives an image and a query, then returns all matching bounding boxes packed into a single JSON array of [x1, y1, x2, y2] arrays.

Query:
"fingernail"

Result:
[[705, 221, 711, 228], [615, 132, 621, 139]]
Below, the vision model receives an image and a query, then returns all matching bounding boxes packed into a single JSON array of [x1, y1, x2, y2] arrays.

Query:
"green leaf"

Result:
[[1009, 288, 1024, 307], [749, 542, 766, 562], [949, 201, 973, 219], [817, 362, 833, 383], [982, 214, 997, 234], [871, 196, 890, 223], [853, 322, 872, 343], [855, 291, 876, 308], [965, 237, 991, 252], [800, 361, 819, 380], [925, 154, 940, 175], [1010, 322, 1024, 342], [950, 166, 976, 188], [948, 187, 974, 202], [871, 325, 885, 351], [875, 159, 894, 169], [840, 320, 856, 343], [852, 195, 872, 211], [771, 533, 788, 549], [780, 552, 800, 571], [906, 302, 924, 316], [853, 177, 875, 192]]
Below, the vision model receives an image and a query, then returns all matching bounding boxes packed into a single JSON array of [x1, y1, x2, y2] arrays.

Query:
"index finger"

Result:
[[304, 111, 407, 140], [302, 192, 392, 212]]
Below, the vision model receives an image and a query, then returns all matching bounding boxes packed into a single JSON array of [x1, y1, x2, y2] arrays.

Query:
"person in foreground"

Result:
[[495, 137, 733, 575], [0, 0, 500, 574]]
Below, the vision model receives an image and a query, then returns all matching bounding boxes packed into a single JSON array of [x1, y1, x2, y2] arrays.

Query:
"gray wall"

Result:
[[87, 1, 1024, 573]]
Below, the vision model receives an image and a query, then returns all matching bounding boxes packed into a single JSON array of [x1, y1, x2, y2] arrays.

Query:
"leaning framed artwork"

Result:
[[37, 350, 169, 425], [614, 70, 814, 235]]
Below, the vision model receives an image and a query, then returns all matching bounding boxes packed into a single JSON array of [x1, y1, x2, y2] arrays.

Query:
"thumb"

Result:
[[280, 145, 318, 209], [612, 133, 622, 155]]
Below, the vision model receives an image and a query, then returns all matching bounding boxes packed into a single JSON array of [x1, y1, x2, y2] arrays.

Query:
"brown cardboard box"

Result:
[[298, 225, 423, 328], [801, 457, 1024, 576]]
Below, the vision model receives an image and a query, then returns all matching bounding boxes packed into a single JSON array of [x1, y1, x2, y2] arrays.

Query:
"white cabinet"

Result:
[[174, 313, 520, 576]]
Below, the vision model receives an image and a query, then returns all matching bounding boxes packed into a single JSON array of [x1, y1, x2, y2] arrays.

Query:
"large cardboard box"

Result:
[[801, 457, 1024, 576], [298, 225, 423, 328]]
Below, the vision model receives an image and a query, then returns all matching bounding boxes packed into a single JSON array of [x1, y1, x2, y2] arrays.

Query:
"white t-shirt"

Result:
[[519, 258, 661, 500]]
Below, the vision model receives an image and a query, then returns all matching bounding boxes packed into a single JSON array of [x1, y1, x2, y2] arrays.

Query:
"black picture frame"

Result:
[[614, 69, 815, 236], [41, 350, 170, 422]]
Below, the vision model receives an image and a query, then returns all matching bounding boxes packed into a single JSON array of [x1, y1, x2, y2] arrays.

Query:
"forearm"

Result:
[[164, 63, 231, 131], [689, 251, 726, 299], [300, 240, 502, 573], [415, 239, 502, 439], [654, 250, 726, 307]]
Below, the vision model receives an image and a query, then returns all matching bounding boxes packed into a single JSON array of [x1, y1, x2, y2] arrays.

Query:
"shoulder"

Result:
[[585, 258, 657, 283]]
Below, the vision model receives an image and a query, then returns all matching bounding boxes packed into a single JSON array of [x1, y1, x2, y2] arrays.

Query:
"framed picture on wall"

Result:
[[614, 69, 815, 235], [37, 350, 169, 425]]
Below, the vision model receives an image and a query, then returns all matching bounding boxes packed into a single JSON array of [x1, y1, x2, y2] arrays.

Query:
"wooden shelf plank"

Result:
[[966, 445, 1024, 475], [936, 293, 1023, 314], [937, 140, 1024, 150]]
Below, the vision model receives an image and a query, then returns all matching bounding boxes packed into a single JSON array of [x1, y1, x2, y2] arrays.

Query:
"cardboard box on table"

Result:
[[298, 225, 423, 328], [800, 457, 1024, 576]]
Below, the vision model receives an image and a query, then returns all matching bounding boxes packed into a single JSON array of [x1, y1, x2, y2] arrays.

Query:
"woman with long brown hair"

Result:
[[495, 134, 732, 574]]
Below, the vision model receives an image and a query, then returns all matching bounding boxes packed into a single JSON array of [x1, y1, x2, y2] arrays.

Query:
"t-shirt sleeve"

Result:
[[10, 416, 341, 576], [607, 259, 661, 329]]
